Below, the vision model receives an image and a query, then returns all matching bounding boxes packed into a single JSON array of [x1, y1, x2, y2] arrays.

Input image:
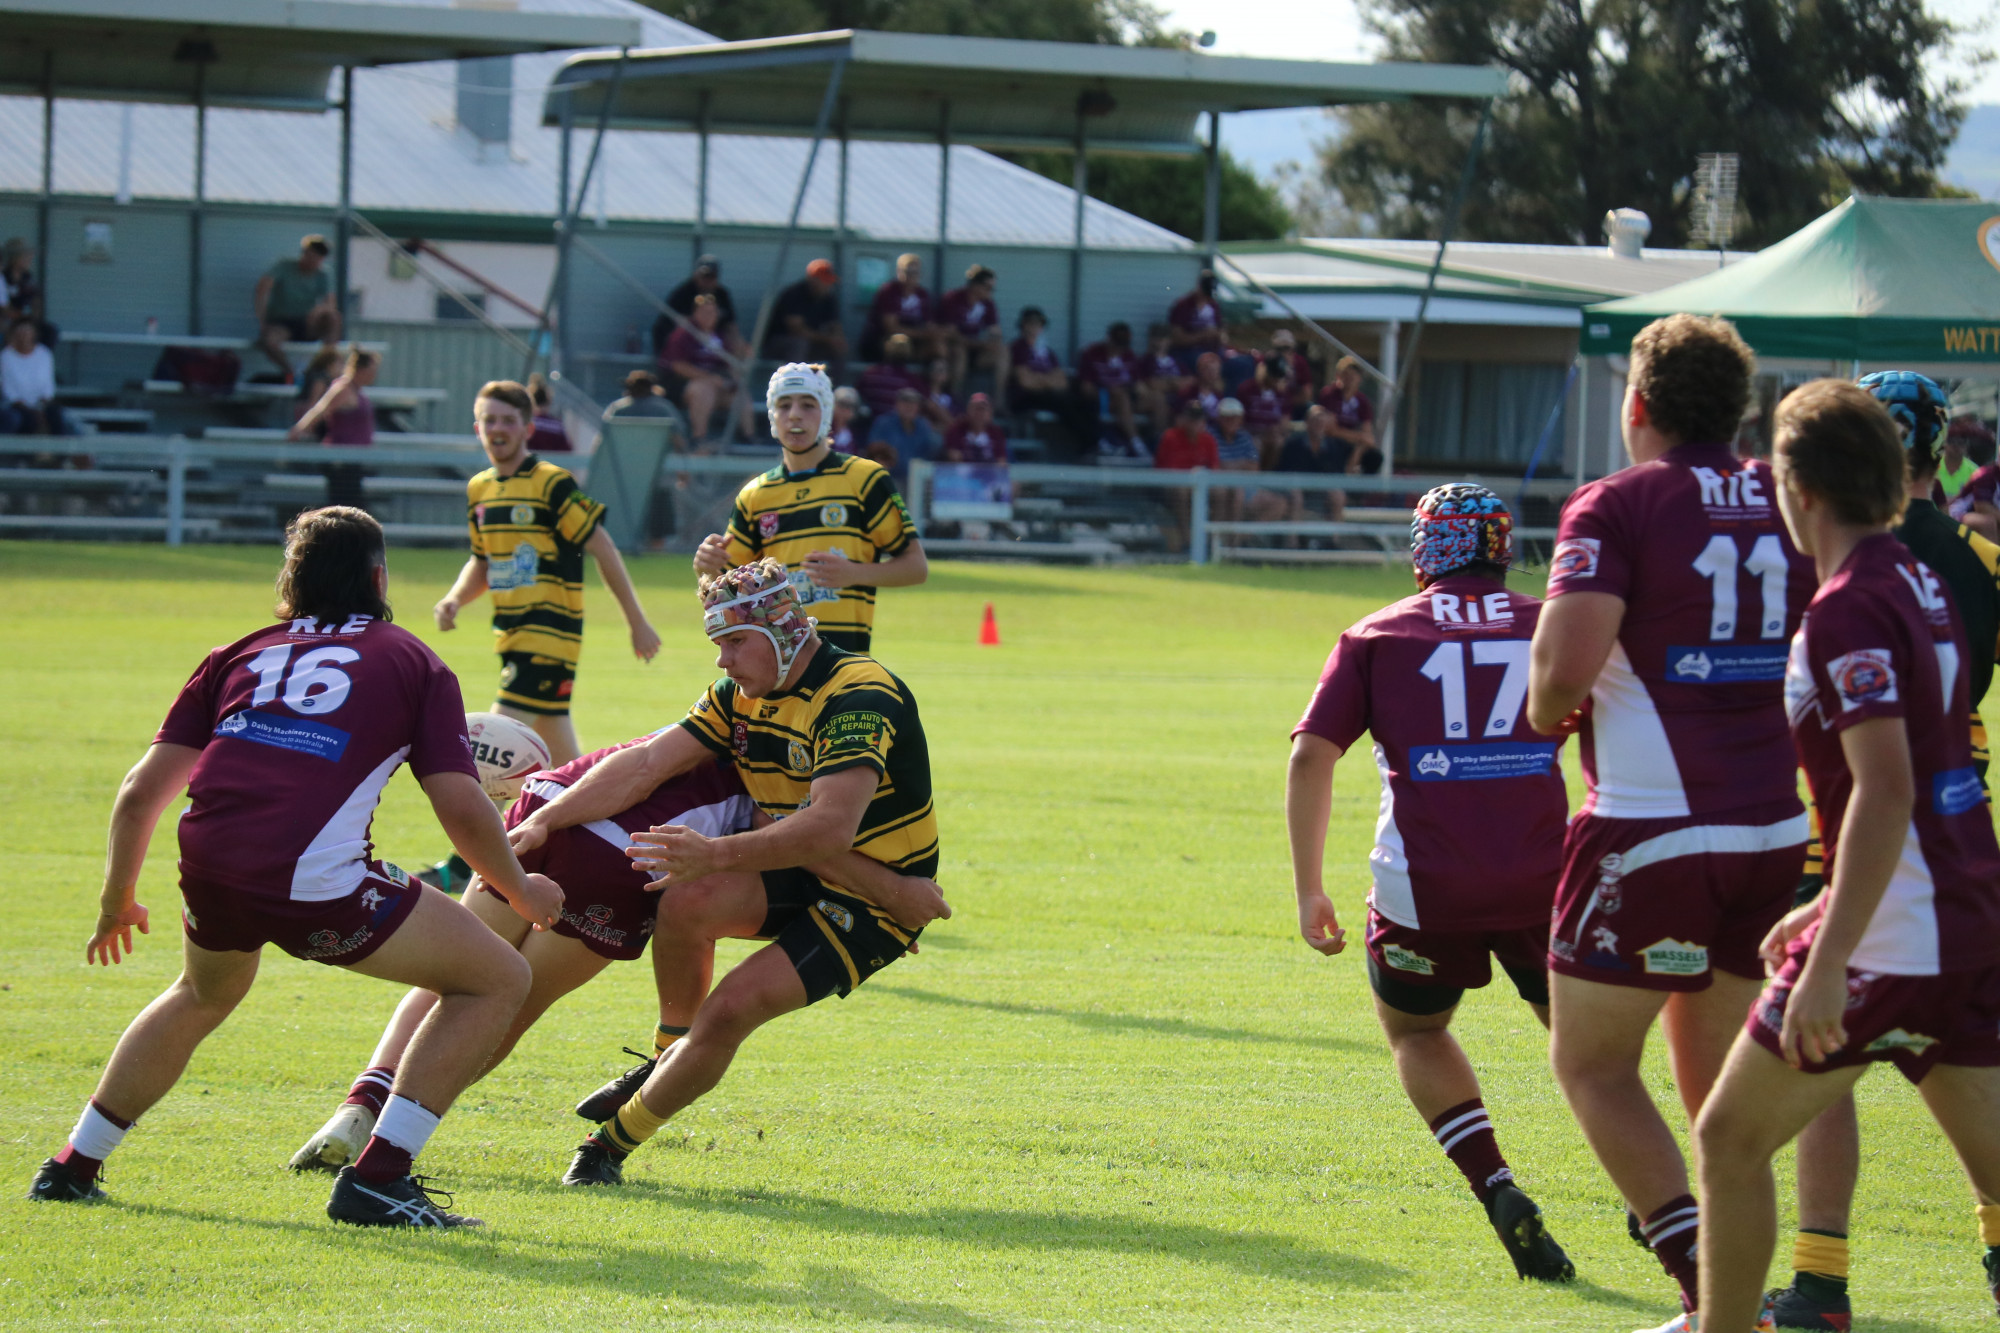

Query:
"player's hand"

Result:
[[1759, 898, 1823, 973], [630, 618, 662, 663], [1779, 954, 1850, 1069], [506, 819, 549, 856], [801, 549, 857, 589], [878, 876, 951, 949], [86, 901, 149, 966], [1297, 891, 1347, 956], [433, 596, 460, 632], [1546, 706, 1587, 737], [628, 824, 726, 886], [692, 534, 732, 578], [505, 872, 565, 931]]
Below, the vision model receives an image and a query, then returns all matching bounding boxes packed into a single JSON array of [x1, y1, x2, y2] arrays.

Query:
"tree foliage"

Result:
[[1320, 0, 1976, 248]]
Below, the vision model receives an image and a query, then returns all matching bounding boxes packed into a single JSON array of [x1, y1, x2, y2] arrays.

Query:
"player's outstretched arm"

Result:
[[630, 765, 875, 883], [511, 726, 707, 854], [1526, 590, 1624, 733], [1286, 732, 1347, 956], [582, 526, 661, 662], [434, 556, 487, 632], [88, 742, 202, 965], [421, 770, 562, 930]]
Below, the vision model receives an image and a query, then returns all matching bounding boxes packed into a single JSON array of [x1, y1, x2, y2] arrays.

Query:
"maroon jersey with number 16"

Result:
[[1294, 577, 1567, 931]]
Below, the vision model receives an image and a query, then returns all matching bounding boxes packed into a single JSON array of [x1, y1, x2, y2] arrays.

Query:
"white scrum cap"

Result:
[[766, 362, 834, 445]]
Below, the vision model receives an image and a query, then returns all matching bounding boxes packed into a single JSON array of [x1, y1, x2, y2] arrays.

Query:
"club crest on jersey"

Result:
[[787, 740, 810, 774], [1829, 649, 1897, 711], [820, 503, 848, 528], [509, 504, 534, 526], [731, 721, 750, 756], [1415, 749, 1451, 778], [1864, 1028, 1939, 1055], [759, 512, 782, 539], [816, 899, 855, 932], [1549, 537, 1600, 583], [1641, 938, 1709, 976], [1382, 944, 1434, 975]]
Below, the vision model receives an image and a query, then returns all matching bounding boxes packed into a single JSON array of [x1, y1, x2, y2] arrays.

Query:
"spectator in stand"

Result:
[[863, 252, 942, 360], [527, 373, 573, 454], [1319, 356, 1378, 461], [765, 258, 847, 384], [1007, 306, 1093, 453], [1211, 397, 1260, 536], [3, 238, 44, 333], [1154, 399, 1218, 552], [659, 254, 747, 361], [1078, 321, 1142, 450], [859, 332, 924, 419], [1178, 350, 1228, 430], [0, 317, 69, 437], [603, 369, 676, 420], [253, 234, 341, 381], [1236, 355, 1292, 468], [1268, 328, 1313, 413], [937, 264, 1008, 395], [659, 294, 736, 445], [866, 386, 939, 481], [1277, 405, 1348, 526], [292, 346, 342, 439], [287, 346, 377, 508], [943, 392, 1009, 464], [1136, 323, 1185, 434], [920, 356, 958, 430], [829, 386, 863, 455], [1167, 268, 1225, 369]]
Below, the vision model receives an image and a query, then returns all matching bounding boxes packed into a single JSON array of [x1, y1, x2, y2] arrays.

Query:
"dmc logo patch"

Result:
[[1641, 938, 1709, 976], [1415, 750, 1451, 778], [1829, 649, 1897, 711], [1674, 651, 1713, 681], [759, 512, 782, 539], [217, 712, 249, 736], [1864, 1028, 1939, 1055], [817, 899, 855, 932], [820, 503, 848, 527], [1381, 944, 1434, 975], [1549, 537, 1601, 582]]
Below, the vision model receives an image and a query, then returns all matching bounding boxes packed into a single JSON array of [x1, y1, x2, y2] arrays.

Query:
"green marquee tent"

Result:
[[1580, 196, 2000, 362]]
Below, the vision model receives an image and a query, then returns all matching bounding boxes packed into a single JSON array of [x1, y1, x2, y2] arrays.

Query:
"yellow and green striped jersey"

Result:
[[679, 643, 938, 883], [465, 455, 605, 665], [722, 453, 914, 645]]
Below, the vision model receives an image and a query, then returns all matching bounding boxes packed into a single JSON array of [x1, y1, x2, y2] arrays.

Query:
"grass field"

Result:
[[0, 542, 1984, 1331]]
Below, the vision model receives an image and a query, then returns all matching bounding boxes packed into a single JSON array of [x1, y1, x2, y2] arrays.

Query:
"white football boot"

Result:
[[288, 1103, 376, 1173]]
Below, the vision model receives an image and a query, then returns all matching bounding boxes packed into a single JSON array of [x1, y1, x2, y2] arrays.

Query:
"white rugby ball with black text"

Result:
[[465, 712, 553, 809]]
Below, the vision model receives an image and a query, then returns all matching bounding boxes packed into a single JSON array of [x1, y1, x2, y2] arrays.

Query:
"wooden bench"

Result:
[[0, 514, 218, 536], [261, 473, 468, 498], [0, 468, 157, 492], [206, 427, 479, 449], [72, 408, 157, 433]]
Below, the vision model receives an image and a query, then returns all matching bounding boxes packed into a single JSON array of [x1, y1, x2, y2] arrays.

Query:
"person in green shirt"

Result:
[[254, 234, 342, 380]]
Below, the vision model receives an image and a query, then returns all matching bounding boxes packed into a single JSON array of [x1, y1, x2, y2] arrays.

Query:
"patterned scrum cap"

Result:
[[700, 558, 815, 678], [767, 363, 834, 449], [1858, 370, 1950, 460], [1410, 483, 1513, 584]]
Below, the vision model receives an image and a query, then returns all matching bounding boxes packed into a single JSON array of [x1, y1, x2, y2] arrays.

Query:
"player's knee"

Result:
[[475, 947, 533, 1008], [1693, 1097, 1770, 1168]]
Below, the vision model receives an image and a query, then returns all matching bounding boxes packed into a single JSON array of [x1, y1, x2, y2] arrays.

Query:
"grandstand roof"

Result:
[[546, 29, 1507, 156], [0, 0, 1190, 251], [0, 0, 640, 110]]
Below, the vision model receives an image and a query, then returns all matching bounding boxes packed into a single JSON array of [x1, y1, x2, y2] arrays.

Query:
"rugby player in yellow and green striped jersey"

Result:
[[503, 559, 948, 1187], [694, 363, 926, 654], [435, 380, 661, 766]]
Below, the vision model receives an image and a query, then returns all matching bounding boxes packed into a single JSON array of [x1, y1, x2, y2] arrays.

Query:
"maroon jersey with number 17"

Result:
[[155, 616, 476, 902], [1294, 577, 1567, 931]]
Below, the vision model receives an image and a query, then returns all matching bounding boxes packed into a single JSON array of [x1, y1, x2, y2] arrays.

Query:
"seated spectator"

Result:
[[1153, 399, 1218, 553], [292, 346, 342, 439], [766, 258, 847, 384], [863, 252, 943, 360], [1008, 306, 1093, 457], [659, 293, 736, 445], [1211, 397, 1260, 536], [287, 346, 377, 508], [4, 237, 49, 343], [1268, 328, 1313, 413], [1318, 356, 1378, 460], [658, 254, 747, 361], [527, 373, 573, 453], [942, 393, 1009, 464], [1078, 321, 1142, 446], [253, 233, 340, 380], [829, 386, 863, 455], [937, 264, 1008, 394], [0, 317, 70, 437], [1167, 268, 1224, 369], [1277, 406, 1347, 524], [859, 333, 925, 419], [1177, 351, 1228, 429], [866, 387, 939, 481], [1235, 356, 1292, 469], [920, 356, 958, 428], [603, 369, 677, 420], [1135, 323, 1184, 437]]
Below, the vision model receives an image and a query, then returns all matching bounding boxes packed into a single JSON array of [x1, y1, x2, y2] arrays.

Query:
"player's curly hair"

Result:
[[275, 506, 392, 623], [1628, 314, 1756, 446], [1774, 379, 1907, 528]]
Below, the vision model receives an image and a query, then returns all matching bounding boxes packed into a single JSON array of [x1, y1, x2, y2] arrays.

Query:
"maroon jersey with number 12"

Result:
[[1294, 577, 1567, 931]]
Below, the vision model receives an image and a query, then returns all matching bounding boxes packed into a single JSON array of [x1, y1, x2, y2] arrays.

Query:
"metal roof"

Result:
[[0, 0, 642, 111], [0, 0, 1188, 250], [545, 29, 1507, 155], [1224, 239, 1757, 303]]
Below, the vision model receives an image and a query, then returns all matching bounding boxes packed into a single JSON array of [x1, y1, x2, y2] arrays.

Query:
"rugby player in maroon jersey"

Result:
[[1289, 484, 1575, 1282], [27, 508, 563, 1227]]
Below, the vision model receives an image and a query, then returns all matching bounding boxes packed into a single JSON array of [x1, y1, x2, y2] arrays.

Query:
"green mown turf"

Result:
[[0, 542, 1978, 1331]]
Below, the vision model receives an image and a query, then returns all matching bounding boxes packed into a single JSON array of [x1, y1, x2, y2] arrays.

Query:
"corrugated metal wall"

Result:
[[351, 318, 532, 433]]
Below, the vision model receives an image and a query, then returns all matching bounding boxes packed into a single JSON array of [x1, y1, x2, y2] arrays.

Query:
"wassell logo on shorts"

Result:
[[1382, 944, 1434, 975], [1641, 938, 1709, 976], [1864, 1028, 1939, 1055]]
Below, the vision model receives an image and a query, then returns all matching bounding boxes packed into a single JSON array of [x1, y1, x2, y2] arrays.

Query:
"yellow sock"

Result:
[[1978, 1203, 2000, 1247], [602, 1091, 668, 1155], [652, 1023, 688, 1057], [1792, 1230, 1849, 1279]]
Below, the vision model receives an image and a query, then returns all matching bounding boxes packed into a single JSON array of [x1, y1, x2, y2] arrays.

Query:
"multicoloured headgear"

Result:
[[1411, 483, 1513, 587], [767, 363, 834, 451], [1858, 370, 1950, 460], [700, 558, 815, 680]]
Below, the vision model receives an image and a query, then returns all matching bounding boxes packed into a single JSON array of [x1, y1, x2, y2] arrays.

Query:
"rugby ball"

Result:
[[465, 712, 552, 809]]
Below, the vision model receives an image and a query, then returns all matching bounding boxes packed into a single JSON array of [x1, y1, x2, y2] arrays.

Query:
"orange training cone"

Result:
[[978, 602, 1001, 646]]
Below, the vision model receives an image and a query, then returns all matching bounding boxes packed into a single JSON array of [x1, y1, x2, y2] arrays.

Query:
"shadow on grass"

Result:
[[873, 984, 1374, 1055]]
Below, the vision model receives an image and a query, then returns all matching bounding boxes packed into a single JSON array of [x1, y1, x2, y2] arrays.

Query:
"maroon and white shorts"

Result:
[[1749, 939, 2000, 1083], [1365, 908, 1551, 1001], [1549, 798, 1807, 991], [179, 860, 423, 966]]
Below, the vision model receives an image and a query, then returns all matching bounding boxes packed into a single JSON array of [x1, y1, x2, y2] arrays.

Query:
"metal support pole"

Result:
[[554, 96, 573, 375], [166, 437, 188, 547], [936, 100, 951, 288], [1378, 318, 1401, 475], [189, 61, 207, 335], [693, 89, 710, 266], [1189, 469, 1211, 565], [1068, 108, 1087, 364], [529, 48, 629, 383], [1200, 111, 1221, 270], [834, 100, 849, 314], [1574, 356, 1589, 485], [35, 52, 51, 320], [745, 56, 848, 372], [336, 66, 354, 324]]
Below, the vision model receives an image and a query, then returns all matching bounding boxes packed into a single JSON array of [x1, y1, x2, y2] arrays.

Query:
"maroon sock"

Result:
[[352, 1135, 412, 1185], [1428, 1098, 1513, 1204], [1641, 1194, 1701, 1312], [342, 1065, 397, 1117], [54, 1098, 133, 1185], [52, 1143, 103, 1184]]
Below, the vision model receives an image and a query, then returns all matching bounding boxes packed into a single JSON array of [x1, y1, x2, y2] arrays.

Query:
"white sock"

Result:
[[371, 1094, 441, 1159], [68, 1101, 131, 1161]]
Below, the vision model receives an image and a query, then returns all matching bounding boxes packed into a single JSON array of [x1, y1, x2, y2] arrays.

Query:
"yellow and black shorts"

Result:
[[758, 867, 913, 1003], [497, 651, 576, 716]]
